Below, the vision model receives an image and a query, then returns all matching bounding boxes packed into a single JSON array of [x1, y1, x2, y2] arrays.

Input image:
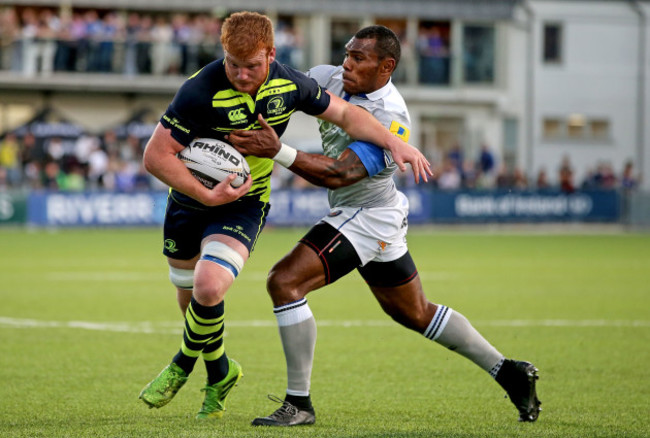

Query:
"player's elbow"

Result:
[[322, 163, 363, 189], [142, 146, 159, 175], [322, 175, 355, 189]]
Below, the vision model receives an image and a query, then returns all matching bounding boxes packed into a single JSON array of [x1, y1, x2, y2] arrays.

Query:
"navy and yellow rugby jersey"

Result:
[[160, 58, 330, 206]]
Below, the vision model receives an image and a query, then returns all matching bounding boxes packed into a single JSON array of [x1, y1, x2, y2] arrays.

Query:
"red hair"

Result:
[[221, 11, 274, 58]]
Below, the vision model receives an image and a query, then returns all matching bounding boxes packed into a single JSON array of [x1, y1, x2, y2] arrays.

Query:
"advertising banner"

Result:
[[430, 190, 620, 222], [27, 192, 168, 226], [0, 191, 27, 224], [22, 189, 622, 227]]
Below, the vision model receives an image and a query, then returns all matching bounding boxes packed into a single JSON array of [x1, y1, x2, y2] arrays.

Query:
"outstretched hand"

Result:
[[389, 142, 432, 184], [227, 114, 281, 158]]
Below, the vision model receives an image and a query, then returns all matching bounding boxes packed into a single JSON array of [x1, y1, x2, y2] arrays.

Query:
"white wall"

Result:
[[529, 1, 645, 187]]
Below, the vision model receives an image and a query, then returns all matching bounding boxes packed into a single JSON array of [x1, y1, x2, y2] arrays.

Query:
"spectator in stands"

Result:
[[478, 143, 495, 175], [41, 159, 62, 189], [275, 22, 297, 67], [495, 164, 515, 189], [96, 12, 119, 73], [86, 141, 109, 189], [558, 155, 575, 193], [417, 25, 449, 84], [59, 161, 86, 191], [461, 159, 478, 189], [136, 14, 153, 74], [438, 158, 462, 190], [84, 10, 104, 72], [512, 167, 528, 190], [45, 136, 66, 163], [447, 143, 463, 172], [54, 13, 76, 72], [0, 7, 21, 71], [535, 168, 550, 190], [0, 132, 21, 186], [19, 133, 41, 188], [621, 160, 639, 190], [123, 13, 141, 75], [20, 8, 39, 76], [151, 15, 174, 75]]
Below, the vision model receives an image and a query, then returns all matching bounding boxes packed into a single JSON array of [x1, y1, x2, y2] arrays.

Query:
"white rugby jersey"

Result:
[[306, 65, 412, 208]]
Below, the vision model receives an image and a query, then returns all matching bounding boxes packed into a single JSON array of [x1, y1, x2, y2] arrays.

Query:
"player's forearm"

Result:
[[335, 101, 397, 151], [288, 150, 366, 189], [143, 125, 211, 203], [144, 149, 208, 201]]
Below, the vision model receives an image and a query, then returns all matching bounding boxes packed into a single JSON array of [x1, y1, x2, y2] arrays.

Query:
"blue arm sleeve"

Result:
[[348, 141, 390, 177]]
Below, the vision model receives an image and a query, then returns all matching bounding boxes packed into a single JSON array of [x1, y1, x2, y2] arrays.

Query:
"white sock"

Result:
[[274, 298, 317, 396], [425, 305, 505, 374]]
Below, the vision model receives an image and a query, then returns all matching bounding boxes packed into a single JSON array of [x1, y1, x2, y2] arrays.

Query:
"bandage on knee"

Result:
[[169, 266, 194, 289], [200, 241, 245, 279]]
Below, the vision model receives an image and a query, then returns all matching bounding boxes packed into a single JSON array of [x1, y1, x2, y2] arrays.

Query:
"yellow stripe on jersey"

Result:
[[257, 79, 298, 100], [245, 156, 274, 203], [389, 121, 410, 142], [212, 90, 256, 113]]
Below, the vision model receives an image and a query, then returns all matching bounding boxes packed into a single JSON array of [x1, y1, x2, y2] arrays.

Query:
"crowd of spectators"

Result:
[[0, 129, 642, 193], [0, 129, 163, 192], [394, 144, 641, 193], [0, 7, 304, 76]]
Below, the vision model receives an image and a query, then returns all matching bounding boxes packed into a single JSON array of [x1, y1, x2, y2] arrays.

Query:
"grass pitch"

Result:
[[0, 226, 648, 437]]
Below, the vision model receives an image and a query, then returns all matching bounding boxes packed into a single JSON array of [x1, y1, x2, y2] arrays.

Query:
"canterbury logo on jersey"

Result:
[[228, 108, 247, 123]]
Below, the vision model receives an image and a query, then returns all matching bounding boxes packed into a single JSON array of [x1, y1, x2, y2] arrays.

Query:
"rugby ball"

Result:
[[178, 138, 250, 188]]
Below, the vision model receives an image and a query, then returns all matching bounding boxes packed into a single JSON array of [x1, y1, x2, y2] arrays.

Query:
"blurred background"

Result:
[[0, 0, 648, 228]]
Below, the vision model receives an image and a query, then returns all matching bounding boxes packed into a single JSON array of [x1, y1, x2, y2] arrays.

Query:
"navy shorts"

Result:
[[162, 192, 270, 260]]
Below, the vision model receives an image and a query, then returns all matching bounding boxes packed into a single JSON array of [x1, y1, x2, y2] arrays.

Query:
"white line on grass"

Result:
[[0, 316, 648, 334], [43, 271, 456, 282]]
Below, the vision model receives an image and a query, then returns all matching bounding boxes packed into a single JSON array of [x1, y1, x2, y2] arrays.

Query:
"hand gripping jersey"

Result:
[[161, 59, 330, 207], [306, 65, 412, 209]]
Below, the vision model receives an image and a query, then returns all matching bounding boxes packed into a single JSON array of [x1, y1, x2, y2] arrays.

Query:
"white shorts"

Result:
[[321, 191, 409, 266]]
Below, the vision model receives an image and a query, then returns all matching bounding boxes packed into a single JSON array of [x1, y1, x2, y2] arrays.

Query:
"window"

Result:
[[567, 113, 585, 138], [330, 19, 361, 65], [463, 25, 495, 84], [417, 21, 451, 85], [542, 115, 611, 142], [543, 118, 563, 139], [590, 119, 610, 140], [543, 23, 563, 63]]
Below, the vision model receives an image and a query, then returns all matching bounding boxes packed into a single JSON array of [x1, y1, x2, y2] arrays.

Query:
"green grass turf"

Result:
[[0, 227, 649, 437]]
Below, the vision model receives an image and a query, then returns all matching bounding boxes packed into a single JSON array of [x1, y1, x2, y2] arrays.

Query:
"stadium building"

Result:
[[0, 0, 649, 226]]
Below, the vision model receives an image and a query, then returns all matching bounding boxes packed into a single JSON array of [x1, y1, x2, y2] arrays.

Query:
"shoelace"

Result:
[[199, 385, 222, 411], [266, 394, 298, 419]]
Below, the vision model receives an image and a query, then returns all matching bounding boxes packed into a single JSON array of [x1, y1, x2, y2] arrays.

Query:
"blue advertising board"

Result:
[[27, 191, 168, 226], [22, 189, 621, 227], [429, 190, 620, 222]]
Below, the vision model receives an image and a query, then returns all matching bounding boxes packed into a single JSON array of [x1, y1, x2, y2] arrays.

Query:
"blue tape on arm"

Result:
[[348, 141, 388, 177]]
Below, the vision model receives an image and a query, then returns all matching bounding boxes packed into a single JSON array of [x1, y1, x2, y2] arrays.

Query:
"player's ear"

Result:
[[268, 47, 277, 63], [380, 58, 396, 75]]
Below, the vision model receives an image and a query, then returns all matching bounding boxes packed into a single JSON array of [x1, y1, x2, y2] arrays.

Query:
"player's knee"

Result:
[[200, 241, 245, 279], [267, 264, 301, 303], [383, 300, 435, 332], [192, 241, 246, 304]]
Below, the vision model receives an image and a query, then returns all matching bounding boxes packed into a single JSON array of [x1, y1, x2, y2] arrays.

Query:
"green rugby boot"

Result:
[[139, 363, 188, 408], [196, 358, 243, 419]]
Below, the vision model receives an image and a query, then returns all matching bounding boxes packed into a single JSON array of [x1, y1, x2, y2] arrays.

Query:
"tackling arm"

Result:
[[228, 114, 368, 189]]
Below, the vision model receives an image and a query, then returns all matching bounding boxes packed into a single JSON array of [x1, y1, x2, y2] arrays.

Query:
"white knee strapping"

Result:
[[169, 266, 194, 289], [201, 241, 245, 278]]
